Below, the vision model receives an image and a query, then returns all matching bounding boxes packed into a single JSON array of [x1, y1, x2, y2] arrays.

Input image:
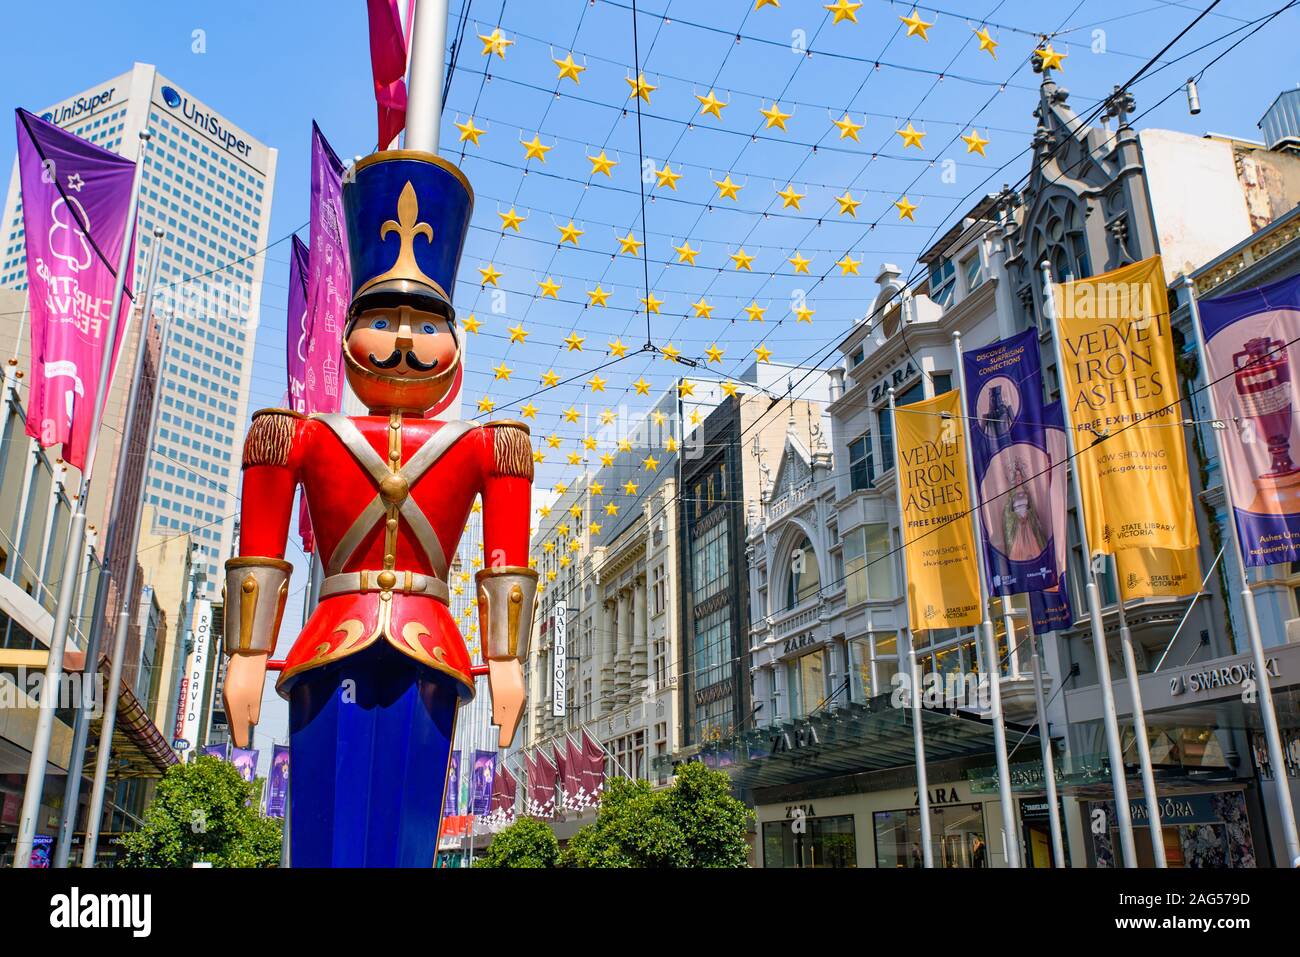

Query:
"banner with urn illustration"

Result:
[[1053, 256, 1198, 554], [896, 390, 982, 630], [1197, 271, 1300, 566], [1029, 402, 1073, 635]]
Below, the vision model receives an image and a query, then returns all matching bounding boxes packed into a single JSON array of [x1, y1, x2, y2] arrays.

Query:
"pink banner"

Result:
[[16, 108, 137, 469], [366, 0, 409, 148], [304, 122, 348, 415]]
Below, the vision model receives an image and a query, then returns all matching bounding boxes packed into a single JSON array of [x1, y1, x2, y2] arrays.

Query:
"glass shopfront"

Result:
[[1089, 790, 1257, 868], [762, 814, 858, 868], [873, 803, 989, 868]]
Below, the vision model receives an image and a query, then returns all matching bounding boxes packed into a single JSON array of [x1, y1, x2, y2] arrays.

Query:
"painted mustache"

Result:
[[368, 349, 439, 372]]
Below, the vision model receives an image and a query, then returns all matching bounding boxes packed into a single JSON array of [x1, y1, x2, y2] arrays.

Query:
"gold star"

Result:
[[837, 254, 861, 276], [832, 113, 863, 141], [755, 0, 780, 8], [673, 240, 700, 264], [633, 377, 651, 396], [604, 501, 620, 516], [559, 556, 570, 568], [626, 73, 656, 103], [617, 231, 644, 256], [455, 117, 486, 145], [777, 184, 805, 209], [599, 409, 616, 425], [643, 455, 660, 472], [794, 302, 815, 323], [588, 521, 602, 536], [689, 410, 702, 425], [824, 0, 862, 24], [508, 323, 529, 345], [661, 343, 681, 363], [541, 369, 560, 388], [567, 452, 583, 466], [521, 134, 552, 162], [1035, 44, 1067, 72], [492, 361, 513, 381], [678, 379, 696, 397], [600, 452, 615, 467], [624, 480, 639, 495], [974, 26, 998, 58], [555, 482, 568, 494], [538, 276, 562, 298], [835, 190, 861, 217], [896, 122, 926, 149], [713, 175, 743, 201], [931, 119, 978, 154], [730, 248, 755, 271], [564, 331, 585, 352], [586, 284, 611, 307], [588, 150, 617, 177], [520, 401, 538, 419], [547, 433, 562, 449], [760, 102, 793, 130], [654, 163, 682, 190], [558, 221, 584, 245], [617, 438, 633, 452], [477, 395, 496, 414], [587, 374, 607, 393], [721, 381, 739, 398], [695, 90, 728, 119], [692, 298, 714, 319], [478, 28, 514, 58], [705, 343, 725, 364], [498, 207, 525, 231], [900, 8, 933, 40], [562, 406, 581, 424], [754, 344, 773, 363], [553, 52, 585, 83], [460, 313, 482, 335], [608, 337, 628, 358], [744, 301, 767, 322], [478, 264, 502, 286], [788, 251, 811, 274], [895, 195, 919, 221], [584, 440, 599, 456], [664, 437, 679, 453], [639, 292, 664, 314], [652, 410, 666, 426]]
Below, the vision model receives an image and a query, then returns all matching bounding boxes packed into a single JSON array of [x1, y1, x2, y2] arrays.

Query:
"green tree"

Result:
[[118, 756, 282, 868], [560, 761, 752, 868], [473, 816, 559, 868]]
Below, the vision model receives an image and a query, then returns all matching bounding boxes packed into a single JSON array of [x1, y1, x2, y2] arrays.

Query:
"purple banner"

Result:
[[266, 744, 290, 818], [201, 743, 227, 761], [472, 750, 497, 816], [15, 108, 137, 469], [1029, 401, 1074, 634], [286, 234, 310, 414], [1198, 272, 1300, 567], [444, 751, 460, 817], [304, 122, 348, 415], [962, 328, 1056, 594], [231, 747, 258, 783]]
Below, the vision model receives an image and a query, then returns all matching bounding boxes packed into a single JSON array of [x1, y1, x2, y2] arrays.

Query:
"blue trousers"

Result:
[[288, 642, 460, 867]]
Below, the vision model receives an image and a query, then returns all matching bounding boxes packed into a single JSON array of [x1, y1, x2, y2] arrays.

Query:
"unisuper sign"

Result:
[[159, 85, 252, 157], [41, 87, 117, 125]]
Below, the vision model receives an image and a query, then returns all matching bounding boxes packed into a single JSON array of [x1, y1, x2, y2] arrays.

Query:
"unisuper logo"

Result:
[[158, 84, 252, 158], [41, 87, 117, 125]]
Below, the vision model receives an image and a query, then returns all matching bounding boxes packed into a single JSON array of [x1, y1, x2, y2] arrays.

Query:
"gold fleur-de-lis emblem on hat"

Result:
[[372, 180, 438, 290]]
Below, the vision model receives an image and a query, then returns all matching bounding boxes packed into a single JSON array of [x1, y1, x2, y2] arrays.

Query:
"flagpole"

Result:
[[1028, 624, 1067, 868], [81, 231, 174, 867], [54, 227, 166, 868], [888, 386, 932, 868], [1184, 275, 1300, 867], [14, 129, 152, 869], [1040, 261, 1138, 868], [403, 0, 450, 153], [951, 331, 1020, 868]]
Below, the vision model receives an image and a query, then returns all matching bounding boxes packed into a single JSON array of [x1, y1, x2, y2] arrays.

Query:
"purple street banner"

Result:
[[201, 743, 228, 761], [304, 122, 348, 415], [231, 747, 258, 783], [15, 108, 137, 469], [962, 328, 1057, 595], [471, 750, 497, 816], [266, 744, 290, 818], [1197, 272, 1300, 566], [444, 751, 460, 817], [286, 234, 310, 414], [1029, 401, 1074, 635]]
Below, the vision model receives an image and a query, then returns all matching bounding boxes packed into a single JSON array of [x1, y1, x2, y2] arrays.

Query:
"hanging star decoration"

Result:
[[729, 248, 755, 271], [617, 231, 644, 256], [1035, 44, 1067, 72], [455, 117, 485, 145], [674, 240, 700, 264], [558, 221, 584, 245], [498, 207, 525, 232], [538, 276, 561, 298], [895, 195, 919, 221], [478, 28, 514, 58], [760, 102, 793, 131], [705, 344, 725, 364], [835, 190, 861, 217], [553, 52, 585, 83], [714, 175, 743, 201], [744, 301, 767, 323], [564, 332, 586, 352], [460, 314, 482, 335], [626, 73, 657, 103], [608, 338, 628, 358], [692, 298, 714, 319], [695, 90, 728, 119], [824, 0, 862, 24], [837, 254, 861, 276], [478, 264, 501, 286], [896, 122, 926, 149], [833, 113, 863, 141], [777, 184, 805, 209], [794, 302, 815, 323], [961, 129, 990, 156], [639, 292, 664, 314], [586, 284, 611, 307], [899, 9, 933, 40], [588, 150, 617, 176], [754, 344, 773, 363], [974, 26, 998, 58], [788, 251, 811, 274], [654, 163, 683, 190]]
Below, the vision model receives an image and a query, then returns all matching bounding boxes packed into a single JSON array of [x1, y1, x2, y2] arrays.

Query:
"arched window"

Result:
[[785, 534, 821, 609], [1035, 195, 1092, 282]]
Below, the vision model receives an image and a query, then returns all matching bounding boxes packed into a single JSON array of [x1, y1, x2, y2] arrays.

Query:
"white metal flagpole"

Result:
[[14, 130, 152, 868], [1184, 275, 1300, 867], [1040, 261, 1138, 867], [889, 386, 933, 868], [951, 331, 1021, 868], [403, 0, 450, 153], [1028, 624, 1067, 868]]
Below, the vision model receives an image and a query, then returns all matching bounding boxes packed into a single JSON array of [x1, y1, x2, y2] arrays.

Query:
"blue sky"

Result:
[[3, 0, 1297, 759]]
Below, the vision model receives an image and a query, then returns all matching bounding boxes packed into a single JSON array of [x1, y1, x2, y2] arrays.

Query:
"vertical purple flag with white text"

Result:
[[304, 122, 348, 415], [15, 108, 138, 469], [472, 750, 497, 816], [231, 747, 258, 783], [444, 751, 460, 817], [1029, 401, 1074, 634], [266, 745, 290, 818], [286, 235, 310, 414]]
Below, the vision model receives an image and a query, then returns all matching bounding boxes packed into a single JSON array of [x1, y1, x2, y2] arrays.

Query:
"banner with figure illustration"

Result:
[[1030, 402, 1073, 635], [896, 390, 982, 630], [1197, 272, 1300, 566], [962, 328, 1056, 595], [266, 744, 290, 818], [1054, 256, 1198, 554]]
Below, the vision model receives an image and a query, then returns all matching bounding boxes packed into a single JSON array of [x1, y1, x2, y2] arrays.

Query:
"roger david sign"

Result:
[[552, 600, 567, 718], [172, 600, 213, 753]]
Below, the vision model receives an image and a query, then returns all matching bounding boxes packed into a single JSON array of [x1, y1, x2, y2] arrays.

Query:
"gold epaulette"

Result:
[[486, 420, 533, 481], [242, 408, 303, 469]]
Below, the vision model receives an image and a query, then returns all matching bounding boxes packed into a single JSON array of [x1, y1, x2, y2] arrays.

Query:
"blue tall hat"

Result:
[[342, 149, 474, 322]]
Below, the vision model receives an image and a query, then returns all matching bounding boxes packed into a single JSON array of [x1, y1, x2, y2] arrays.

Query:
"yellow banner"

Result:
[[896, 390, 982, 630], [1116, 547, 1202, 601], [1054, 256, 1198, 554]]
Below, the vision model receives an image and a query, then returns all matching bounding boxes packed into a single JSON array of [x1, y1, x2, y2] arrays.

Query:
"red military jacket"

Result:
[[236, 408, 534, 698]]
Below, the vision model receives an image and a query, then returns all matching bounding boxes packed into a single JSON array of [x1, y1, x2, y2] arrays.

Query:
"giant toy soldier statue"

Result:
[[220, 147, 536, 867]]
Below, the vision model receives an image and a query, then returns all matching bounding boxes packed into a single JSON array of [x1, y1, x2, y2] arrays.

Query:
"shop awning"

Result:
[[63, 650, 178, 778]]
